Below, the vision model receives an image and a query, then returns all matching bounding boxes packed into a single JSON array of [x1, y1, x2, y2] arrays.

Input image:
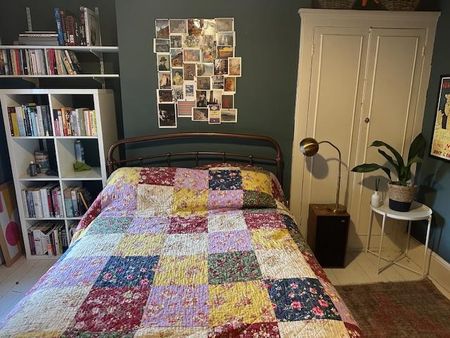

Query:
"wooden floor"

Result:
[[0, 251, 445, 322]]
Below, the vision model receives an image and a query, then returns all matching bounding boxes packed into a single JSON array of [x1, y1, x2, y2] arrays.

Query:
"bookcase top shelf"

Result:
[[0, 74, 119, 78], [0, 45, 119, 52]]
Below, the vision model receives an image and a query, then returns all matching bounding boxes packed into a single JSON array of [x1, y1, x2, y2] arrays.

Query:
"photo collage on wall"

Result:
[[154, 18, 241, 128]]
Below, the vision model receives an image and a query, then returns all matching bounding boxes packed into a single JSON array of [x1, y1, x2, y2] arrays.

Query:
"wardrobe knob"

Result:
[[364, 117, 370, 123]]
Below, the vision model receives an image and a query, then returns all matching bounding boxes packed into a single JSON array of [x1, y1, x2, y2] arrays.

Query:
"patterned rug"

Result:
[[336, 280, 450, 337]]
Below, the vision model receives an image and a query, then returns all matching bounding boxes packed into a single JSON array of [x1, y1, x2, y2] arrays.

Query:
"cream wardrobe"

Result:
[[290, 9, 439, 250]]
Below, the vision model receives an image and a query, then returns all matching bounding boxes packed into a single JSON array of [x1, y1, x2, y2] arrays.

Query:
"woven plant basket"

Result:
[[379, 0, 421, 10], [315, 0, 355, 9], [388, 183, 417, 211]]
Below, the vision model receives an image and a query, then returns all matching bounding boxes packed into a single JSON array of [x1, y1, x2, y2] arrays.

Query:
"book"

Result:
[[54, 8, 65, 46], [83, 7, 101, 46]]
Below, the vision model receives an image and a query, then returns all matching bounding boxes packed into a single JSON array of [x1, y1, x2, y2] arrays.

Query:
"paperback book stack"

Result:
[[18, 31, 59, 46], [64, 186, 91, 218], [53, 107, 97, 136], [54, 7, 100, 46], [22, 184, 64, 219], [7, 104, 53, 137], [28, 222, 69, 256]]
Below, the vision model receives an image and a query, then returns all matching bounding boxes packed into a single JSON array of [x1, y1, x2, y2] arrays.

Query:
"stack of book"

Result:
[[28, 222, 69, 256], [7, 104, 53, 137], [22, 184, 63, 218], [0, 49, 81, 75], [53, 107, 97, 136], [18, 31, 59, 46], [64, 186, 91, 218], [54, 7, 100, 46]]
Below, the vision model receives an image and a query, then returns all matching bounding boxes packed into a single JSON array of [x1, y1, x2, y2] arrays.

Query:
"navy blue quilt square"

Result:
[[94, 255, 159, 288], [209, 169, 242, 190], [265, 277, 341, 321]]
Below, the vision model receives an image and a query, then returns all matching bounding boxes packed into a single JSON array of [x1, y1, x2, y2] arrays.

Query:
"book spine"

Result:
[[26, 190, 35, 218], [28, 231, 36, 255], [79, 7, 86, 46], [71, 188, 79, 217], [54, 8, 65, 46], [40, 188, 50, 218], [64, 188, 74, 217], [36, 106, 44, 136], [21, 190, 29, 218], [90, 110, 97, 135], [32, 190, 43, 218], [7, 107, 16, 136]]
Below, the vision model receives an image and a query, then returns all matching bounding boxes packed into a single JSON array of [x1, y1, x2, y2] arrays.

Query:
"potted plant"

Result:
[[352, 134, 426, 212]]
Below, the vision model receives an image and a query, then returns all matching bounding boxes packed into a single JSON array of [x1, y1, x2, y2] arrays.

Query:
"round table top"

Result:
[[371, 201, 432, 221]]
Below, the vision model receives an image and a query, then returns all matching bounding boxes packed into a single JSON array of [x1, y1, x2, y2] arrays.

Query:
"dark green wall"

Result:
[[116, 0, 313, 193], [415, 0, 450, 263]]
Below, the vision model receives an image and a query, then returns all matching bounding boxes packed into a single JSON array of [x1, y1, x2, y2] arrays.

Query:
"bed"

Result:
[[0, 132, 361, 337]]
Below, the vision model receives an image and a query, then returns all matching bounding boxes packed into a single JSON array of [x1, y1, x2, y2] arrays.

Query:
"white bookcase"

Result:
[[0, 89, 117, 259]]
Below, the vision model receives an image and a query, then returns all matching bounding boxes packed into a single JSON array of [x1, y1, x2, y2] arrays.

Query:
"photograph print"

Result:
[[221, 108, 237, 123], [197, 76, 211, 90], [157, 53, 170, 71], [169, 19, 187, 34], [154, 38, 170, 53], [192, 107, 209, 121], [170, 48, 183, 67], [157, 89, 174, 103], [214, 59, 228, 75], [184, 82, 195, 100], [155, 19, 170, 38], [177, 100, 196, 118], [158, 72, 171, 89], [170, 35, 183, 48], [215, 18, 234, 32], [172, 69, 184, 86], [222, 94, 234, 109], [431, 75, 450, 160], [196, 90, 208, 107], [183, 63, 196, 81], [212, 75, 224, 90], [217, 46, 233, 59], [224, 76, 236, 92], [203, 19, 216, 35], [173, 86, 184, 101], [217, 32, 235, 46], [208, 110, 221, 125], [228, 57, 241, 77], [197, 63, 214, 77], [183, 48, 201, 62], [158, 103, 177, 128], [188, 18, 203, 36]]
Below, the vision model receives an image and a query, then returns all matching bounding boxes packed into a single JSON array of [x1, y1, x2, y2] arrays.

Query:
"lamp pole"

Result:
[[318, 141, 342, 213]]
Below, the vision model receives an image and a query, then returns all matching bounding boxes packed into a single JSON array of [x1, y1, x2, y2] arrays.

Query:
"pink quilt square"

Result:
[[139, 167, 176, 186], [208, 230, 253, 253], [128, 216, 170, 234], [207, 190, 243, 210], [174, 168, 209, 190], [168, 215, 208, 234], [244, 212, 286, 230]]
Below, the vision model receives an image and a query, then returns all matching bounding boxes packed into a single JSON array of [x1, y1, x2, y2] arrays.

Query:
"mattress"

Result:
[[0, 165, 361, 337]]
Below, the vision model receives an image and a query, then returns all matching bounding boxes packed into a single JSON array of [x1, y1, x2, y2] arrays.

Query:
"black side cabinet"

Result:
[[307, 204, 350, 268]]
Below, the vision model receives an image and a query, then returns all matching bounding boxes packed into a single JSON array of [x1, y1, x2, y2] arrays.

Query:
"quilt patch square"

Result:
[[37, 257, 108, 289], [243, 191, 276, 208], [69, 286, 150, 333], [65, 234, 123, 259], [208, 322, 280, 338], [207, 210, 247, 233], [255, 249, 316, 279], [241, 169, 273, 195], [94, 256, 159, 288], [251, 229, 298, 251], [137, 184, 174, 215], [135, 328, 208, 337], [168, 215, 208, 234], [277, 320, 349, 337], [208, 281, 275, 326], [208, 251, 262, 284], [115, 234, 166, 256], [162, 233, 208, 256], [100, 183, 138, 214], [244, 212, 286, 230], [85, 217, 133, 235], [208, 169, 242, 190], [172, 188, 209, 213], [207, 189, 244, 210], [153, 254, 208, 285], [142, 285, 208, 327], [174, 168, 209, 190], [139, 167, 176, 186], [127, 216, 170, 234], [208, 230, 253, 254], [107, 168, 140, 185], [265, 277, 341, 322]]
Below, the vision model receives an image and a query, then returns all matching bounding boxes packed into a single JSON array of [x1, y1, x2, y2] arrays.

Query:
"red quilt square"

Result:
[[168, 215, 208, 234], [208, 322, 280, 338], [244, 212, 286, 230], [139, 167, 176, 186], [69, 286, 150, 333]]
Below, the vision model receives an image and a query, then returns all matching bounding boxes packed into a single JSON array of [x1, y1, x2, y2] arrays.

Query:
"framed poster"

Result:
[[430, 75, 450, 161], [0, 181, 22, 266]]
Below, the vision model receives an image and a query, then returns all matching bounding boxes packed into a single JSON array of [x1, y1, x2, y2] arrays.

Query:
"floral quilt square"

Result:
[[36, 257, 108, 289], [69, 286, 150, 333], [174, 168, 209, 190], [162, 233, 208, 256], [208, 230, 253, 254], [208, 322, 280, 338], [255, 249, 316, 279], [127, 216, 170, 234], [115, 234, 166, 256], [208, 169, 242, 190], [207, 210, 247, 233], [86, 217, 133, 235], [208, 251, 262, 284], [251, 229, 298, 251], [265, 277, 341, 321], [142, 285, 208, 327], [153, 254, 208, 285], [135, 328, 208, 337], [208, 281, 275, 326], [241, 169, 273, 195], [137, 184, 174, 215], [94, 255, 159, 288], [107, 167, 140, 185], [139, 167, 176, 186], [172, 188, 209, 213], [207, 190, 244, 210], [65, 234, 123, 259], [100, 183, 137, 213], [277, 320, 349, 337], [244, 212, 286, 230], [168, 215, 208, 234], [243, 191, 276, 208]]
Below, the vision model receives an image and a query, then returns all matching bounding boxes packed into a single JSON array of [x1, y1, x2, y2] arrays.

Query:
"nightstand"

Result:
[[307, 204, 350, 268]]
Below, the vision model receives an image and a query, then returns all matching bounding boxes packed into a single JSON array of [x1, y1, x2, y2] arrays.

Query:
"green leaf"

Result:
[[408, 133, 426, 164], [351, 163, 391, 180], [378, 149, 400, 176], [371, 140, 404, 168]]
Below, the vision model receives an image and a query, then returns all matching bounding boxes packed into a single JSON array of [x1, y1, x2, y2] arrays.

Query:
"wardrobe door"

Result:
[[348, 28, 427, 249], [296, 27, 368, 230]]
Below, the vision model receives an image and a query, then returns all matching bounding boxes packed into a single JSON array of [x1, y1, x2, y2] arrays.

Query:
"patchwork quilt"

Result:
[[0, 166, 361, 337]]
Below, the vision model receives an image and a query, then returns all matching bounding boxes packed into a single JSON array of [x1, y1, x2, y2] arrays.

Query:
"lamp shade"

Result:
[[300, 137, 319, 157]]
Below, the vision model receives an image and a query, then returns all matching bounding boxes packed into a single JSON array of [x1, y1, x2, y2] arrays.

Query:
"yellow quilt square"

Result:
[[241, 170, 272, 195], [209, 281, 276, 326], [278, 320, 350, 337], [255, 249, 316, 279], [172, 188, 208, 213], [107, 167, 140, 185], [251, 229, 298, 251], [137, 184, 174, 215], [115, 234, 166, 256], [153, 254, 207, 286]]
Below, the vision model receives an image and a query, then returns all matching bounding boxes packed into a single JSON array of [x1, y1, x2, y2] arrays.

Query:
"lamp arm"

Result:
[[318, 141, 342, 212]]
